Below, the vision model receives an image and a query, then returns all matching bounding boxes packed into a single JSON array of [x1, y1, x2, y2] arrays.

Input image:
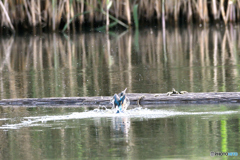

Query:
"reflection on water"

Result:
[[1, 26, 240, 99], [0, 104, 239, 159]]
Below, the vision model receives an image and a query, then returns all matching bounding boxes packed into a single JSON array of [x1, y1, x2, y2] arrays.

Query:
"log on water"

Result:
[[0, 92, 240, 106]]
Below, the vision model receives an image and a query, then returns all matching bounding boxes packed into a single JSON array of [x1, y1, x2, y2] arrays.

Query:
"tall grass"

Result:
[[0, 0, 240, 32]]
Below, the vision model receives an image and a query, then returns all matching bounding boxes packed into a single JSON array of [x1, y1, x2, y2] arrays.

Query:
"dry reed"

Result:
[[0, 0, 240, 33]]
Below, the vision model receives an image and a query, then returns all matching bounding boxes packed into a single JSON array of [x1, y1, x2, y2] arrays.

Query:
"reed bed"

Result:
[[0, 0, 240, 33], [0, 26, 240, 99]]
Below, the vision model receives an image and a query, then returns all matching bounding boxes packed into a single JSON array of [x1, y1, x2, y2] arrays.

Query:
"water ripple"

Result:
[[0, 107, 238, 129]]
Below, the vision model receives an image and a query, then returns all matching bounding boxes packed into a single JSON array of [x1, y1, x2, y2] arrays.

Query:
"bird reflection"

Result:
[[112, 116, 130, 136]]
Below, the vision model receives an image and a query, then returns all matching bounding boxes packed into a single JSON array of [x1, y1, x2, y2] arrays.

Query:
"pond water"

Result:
[[0, 104, 239, 159], [0, 25, 240, 159], [1, 26, 240, 98]]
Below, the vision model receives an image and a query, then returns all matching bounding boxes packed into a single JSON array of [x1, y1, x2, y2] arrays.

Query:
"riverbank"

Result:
[[1, 92, 240, 106], [0, 0, 240, 33]]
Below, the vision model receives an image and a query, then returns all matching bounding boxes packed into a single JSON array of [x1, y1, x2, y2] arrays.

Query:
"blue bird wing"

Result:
[[113, 94, 120, 106], [114, 88, 128, 113], [119, 95, 125, 104]]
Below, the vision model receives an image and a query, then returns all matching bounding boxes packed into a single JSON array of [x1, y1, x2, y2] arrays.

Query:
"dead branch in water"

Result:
[[1, 92, 240, 106]]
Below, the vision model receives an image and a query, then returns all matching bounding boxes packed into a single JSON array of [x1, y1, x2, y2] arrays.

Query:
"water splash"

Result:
[[0, 107, 238, 129]]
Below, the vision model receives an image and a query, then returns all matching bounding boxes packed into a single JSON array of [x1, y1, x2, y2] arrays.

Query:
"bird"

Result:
[[111, 88, 129, 113]]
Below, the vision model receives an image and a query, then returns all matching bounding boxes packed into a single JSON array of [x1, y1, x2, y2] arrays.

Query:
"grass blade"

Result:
[[96, 21, 118, 31], [107, 0, 112, 10], [133, 4, 139, 29], [62, 11, 90, 33], [108, 14, 128, 29]]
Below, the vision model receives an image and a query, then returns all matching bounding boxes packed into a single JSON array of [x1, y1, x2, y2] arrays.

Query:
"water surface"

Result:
[[1, 26, 240, 99], [0, 104, 239, 159], [1, 26, 240, 159]]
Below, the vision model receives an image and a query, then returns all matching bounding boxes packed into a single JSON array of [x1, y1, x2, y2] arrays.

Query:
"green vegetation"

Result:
[[0, 0, 240, 33]]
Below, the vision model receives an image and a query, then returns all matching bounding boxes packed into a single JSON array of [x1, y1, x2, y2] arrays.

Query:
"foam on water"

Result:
[[0, 107, 238, 129], [0, 118, 9, 121]]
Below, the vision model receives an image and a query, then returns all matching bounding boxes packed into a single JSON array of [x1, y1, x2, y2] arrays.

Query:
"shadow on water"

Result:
[[0, 26, 240, 99]]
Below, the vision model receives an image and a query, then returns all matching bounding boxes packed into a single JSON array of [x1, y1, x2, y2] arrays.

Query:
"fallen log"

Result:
[[0, 92, 240, 106]]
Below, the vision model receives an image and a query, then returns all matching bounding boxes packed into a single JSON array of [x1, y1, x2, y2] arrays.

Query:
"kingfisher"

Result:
[[111, 88, 129, 113]]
